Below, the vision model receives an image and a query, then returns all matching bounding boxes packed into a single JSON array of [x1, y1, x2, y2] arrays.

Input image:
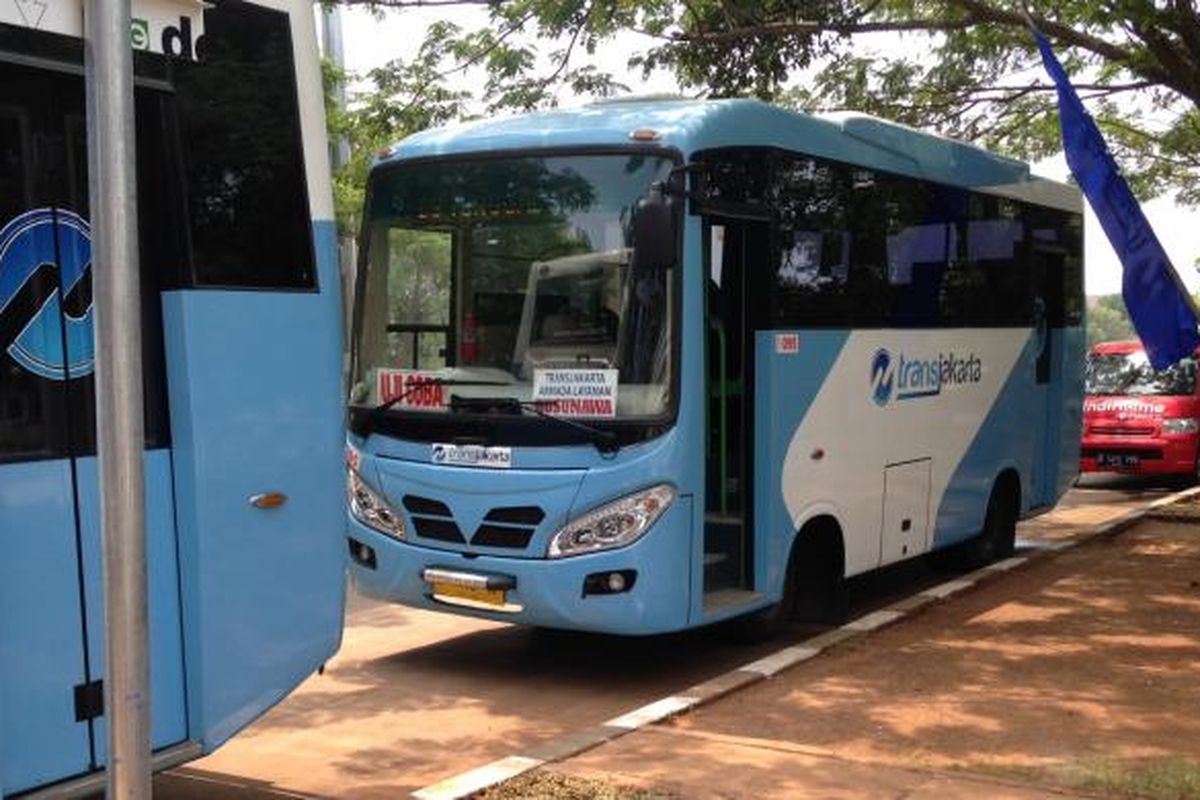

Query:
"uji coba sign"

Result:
[[2, 0, 204, 59]]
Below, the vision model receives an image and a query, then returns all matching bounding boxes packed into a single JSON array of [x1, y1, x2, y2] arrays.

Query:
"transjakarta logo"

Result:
[[870, 347, 982, 406], [0, 209, 94, 380]]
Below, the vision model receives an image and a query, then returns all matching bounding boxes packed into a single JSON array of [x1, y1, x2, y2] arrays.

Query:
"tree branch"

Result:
[[335, 0, 495, 6]]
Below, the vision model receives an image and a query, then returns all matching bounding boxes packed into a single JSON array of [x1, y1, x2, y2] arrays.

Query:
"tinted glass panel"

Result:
[[0, 58, 174, 461], [1086, 352, 1197, 396], [353, 154, 676, 422], [696, 147, 1084, 330], [173, 4, 314, 288]]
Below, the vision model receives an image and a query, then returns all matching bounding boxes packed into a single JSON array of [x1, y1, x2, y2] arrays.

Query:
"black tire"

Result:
[[727, 547, 800, 643], [793, 539, 848, 626], [959, 479, 1019, 569]]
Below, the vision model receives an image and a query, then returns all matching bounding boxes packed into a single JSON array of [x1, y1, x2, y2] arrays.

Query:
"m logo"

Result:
[[0, 208, 94, 380], [870, 348, 894, 407]]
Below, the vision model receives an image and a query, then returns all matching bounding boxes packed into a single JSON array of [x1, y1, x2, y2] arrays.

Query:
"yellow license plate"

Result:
[[431, 581, 506, 607]]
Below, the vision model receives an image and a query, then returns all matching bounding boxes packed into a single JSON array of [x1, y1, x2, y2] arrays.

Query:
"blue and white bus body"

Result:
[[0, 2, 343, 795], [347, 98, 1084, 636]]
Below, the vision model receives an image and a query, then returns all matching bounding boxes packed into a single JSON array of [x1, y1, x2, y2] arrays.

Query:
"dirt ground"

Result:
[[551, 514, 1200, 799]]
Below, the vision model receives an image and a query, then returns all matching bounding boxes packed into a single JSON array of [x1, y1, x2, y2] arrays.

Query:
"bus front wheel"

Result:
[[792, 520, 848, 625]]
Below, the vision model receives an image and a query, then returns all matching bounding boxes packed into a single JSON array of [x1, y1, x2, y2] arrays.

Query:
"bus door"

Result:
[[0, 60, 186, 795], [1029, 242, 1068, 508], [702, 218, 770, 603]]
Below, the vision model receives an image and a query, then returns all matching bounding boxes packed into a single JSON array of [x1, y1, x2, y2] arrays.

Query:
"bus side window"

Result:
[[0, 107, 31, 224], [172, 3, 316, 289]]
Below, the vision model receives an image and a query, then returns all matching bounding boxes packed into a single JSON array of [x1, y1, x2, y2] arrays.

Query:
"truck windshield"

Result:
[[350, 152, 676, 430], [1085, 351, 1197, 396]]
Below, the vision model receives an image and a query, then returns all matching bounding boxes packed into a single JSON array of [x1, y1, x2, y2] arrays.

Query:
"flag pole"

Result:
[[84, 1, 153, 797]]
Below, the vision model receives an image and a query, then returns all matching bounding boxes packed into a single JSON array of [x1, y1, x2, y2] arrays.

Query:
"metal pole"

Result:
[[319, 4, 358, 366], [320, 4, 350, 169], [84, 1, 151, 798]]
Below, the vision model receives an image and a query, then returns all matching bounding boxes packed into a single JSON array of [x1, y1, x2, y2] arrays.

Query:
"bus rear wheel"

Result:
[[960, 478, 1019, 569]]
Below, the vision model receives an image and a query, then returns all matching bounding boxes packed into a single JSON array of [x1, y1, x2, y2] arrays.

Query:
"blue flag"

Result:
[[1034, 31, 1199, 369]]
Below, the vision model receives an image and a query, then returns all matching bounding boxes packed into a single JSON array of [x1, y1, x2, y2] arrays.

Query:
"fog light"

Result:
[[583, 570, 637, 596], [348, 538, 377, 570]]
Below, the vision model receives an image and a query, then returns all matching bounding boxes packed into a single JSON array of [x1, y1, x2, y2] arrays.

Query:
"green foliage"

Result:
[[1088, 294, 1135, 347], [321, 23, 472, 234], [327, 0, 1200, 230], [1086, 292, 1200, 347]]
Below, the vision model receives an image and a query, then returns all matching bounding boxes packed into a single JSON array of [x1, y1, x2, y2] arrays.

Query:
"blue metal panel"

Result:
[[1054, 327, 1087, 500], [373, 460, 586, 555], [354, 208, 713, 630], [351, 497, 694, 635], [382, 99, 1034, 194], [933, 333, 1040, 546], [752, 330, 852, 599], [0, 460, 91, 796], [163, 221, 345, 750], [74, 449, 188, 763]]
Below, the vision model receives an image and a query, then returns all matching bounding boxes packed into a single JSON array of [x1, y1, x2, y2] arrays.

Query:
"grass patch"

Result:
[[1059, 757, 1200, 800], [951, 757, 1200, 800], [476, 770, 677, 800]]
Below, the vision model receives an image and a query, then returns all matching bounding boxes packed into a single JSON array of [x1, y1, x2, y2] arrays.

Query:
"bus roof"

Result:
[[377, 97, 1081, 211]]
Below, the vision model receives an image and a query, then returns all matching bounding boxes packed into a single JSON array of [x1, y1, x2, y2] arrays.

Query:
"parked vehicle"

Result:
[[346, 98, 1085, 636], [0, 2, 344, 795], [1081, 340, 1200, 481]]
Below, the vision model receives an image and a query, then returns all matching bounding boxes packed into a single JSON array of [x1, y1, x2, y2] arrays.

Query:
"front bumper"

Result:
[[347, 497, 693, 635]]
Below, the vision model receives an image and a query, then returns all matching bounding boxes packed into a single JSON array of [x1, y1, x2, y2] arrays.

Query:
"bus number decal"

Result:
[[775, 333, 800, 355]]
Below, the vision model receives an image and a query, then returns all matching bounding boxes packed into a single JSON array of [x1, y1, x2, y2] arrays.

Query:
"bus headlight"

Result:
[[1162, 418, 1199, 435], [348, 470, 405, 540], [547, 484, 675, 559]]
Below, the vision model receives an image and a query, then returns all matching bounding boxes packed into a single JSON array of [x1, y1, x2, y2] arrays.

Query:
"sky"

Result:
[[329, 6, 1200, 297]]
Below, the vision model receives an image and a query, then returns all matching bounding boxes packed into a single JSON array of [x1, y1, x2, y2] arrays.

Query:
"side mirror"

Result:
[[631, 188, 677, 271]]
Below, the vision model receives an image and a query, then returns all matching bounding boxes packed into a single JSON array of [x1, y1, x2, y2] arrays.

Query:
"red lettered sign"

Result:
[[376, 369, 447, 410]]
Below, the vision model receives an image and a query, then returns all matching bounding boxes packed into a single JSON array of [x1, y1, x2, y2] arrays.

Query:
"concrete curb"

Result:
[[409, 484, 1200, 799]]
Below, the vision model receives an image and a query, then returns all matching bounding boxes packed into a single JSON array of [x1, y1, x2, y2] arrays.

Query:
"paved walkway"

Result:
[[151, 481, 1179, 799], [549, 509, 1200, 799]]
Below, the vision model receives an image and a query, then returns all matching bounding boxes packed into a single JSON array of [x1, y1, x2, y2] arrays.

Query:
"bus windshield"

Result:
[[1085, 351, 1197, 396], [351, 152, 676, 425]]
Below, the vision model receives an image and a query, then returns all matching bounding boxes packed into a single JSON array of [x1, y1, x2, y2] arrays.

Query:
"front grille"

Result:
[[413, 517, 466, 543], [403, 495, 453, 516], [403, 494, 544, 550], [405, 494, 467, 543], [1088, 424, 1156, 437], [471, 524, 534, 549], [484, 506, 546, 525]]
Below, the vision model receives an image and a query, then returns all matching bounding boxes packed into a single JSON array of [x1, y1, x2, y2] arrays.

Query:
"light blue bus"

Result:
[[0, 1, 344, 795], [346, 98, 1084, 636]]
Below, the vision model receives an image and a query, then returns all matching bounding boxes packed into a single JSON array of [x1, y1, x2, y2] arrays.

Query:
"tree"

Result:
[[322, 22, 472, 234], [1087, 294, 1135, 347], [335, 0, 1200, 207], [1086, 292, 1200, 347]]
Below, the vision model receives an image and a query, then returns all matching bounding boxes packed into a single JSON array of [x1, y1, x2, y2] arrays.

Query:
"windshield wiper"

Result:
[[448, 394, 620, 454], [358, 378, 511, 437]]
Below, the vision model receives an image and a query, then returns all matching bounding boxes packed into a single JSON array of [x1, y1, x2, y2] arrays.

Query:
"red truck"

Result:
[[1081, 340, 1200, 481]]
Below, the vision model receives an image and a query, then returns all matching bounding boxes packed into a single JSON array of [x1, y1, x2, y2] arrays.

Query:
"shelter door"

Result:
[[0, 61, 186, 795]]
